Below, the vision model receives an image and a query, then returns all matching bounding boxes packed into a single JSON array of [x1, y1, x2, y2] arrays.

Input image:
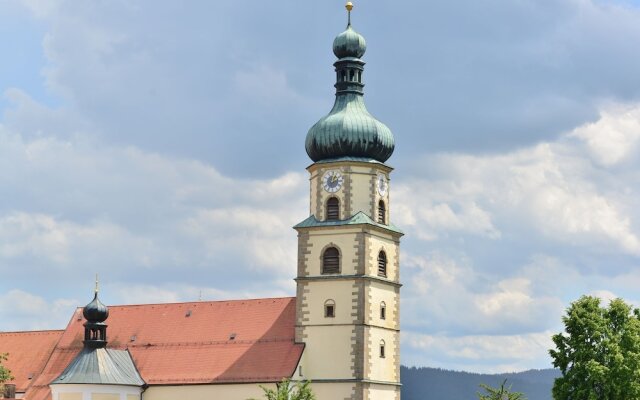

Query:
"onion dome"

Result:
[[83, 292, 109, 323], [82, 276, 109, 349], [333, 25, 366, 59], [305, 2, 394, 163]]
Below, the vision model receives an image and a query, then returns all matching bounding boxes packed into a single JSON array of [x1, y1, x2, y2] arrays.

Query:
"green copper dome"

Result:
[[333, 25, 366, 59], [306, 16, 394, 163]]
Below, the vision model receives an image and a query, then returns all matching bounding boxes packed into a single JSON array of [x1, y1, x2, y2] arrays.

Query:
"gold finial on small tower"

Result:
[[346, 2, 353, 26], [95, 273, 99, 294]]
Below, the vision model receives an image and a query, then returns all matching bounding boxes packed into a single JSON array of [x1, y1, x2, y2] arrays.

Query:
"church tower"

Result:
[[294, 3, 402, 399]]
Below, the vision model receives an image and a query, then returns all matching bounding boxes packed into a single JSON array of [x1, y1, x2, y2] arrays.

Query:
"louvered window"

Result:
[[377, 251, 387, 277], [322, 247, 340, 274], [378, 200, 386, 224], [326, 197, 340, 221]]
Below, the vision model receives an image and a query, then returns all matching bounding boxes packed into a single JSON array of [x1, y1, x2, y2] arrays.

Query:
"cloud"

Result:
[[0, 118, 306, 313], [400, 108, 640, 258], [4, 0, 640, 374], [402, 330, 555, 373], [0, 289, 77, 331], [570, 103, 640, 166], [402, 253, 565, 336]]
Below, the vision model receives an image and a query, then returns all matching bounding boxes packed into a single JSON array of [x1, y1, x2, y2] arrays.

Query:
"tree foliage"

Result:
[[0, 352, 14, 393], [477, 379, 527, 400], [249, 378, 315, 400], [549, 296, 640, 400]]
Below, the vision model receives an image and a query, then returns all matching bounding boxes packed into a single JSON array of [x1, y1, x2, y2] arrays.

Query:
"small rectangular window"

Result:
[[380, 345, 385, 358], [325, 305, 335, 318], [380, 307, 386, 320]]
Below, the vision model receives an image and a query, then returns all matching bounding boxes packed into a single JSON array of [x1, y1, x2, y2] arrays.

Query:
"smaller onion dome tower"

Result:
[[82, 280, 109, 349], [50, 278, 144, 400]]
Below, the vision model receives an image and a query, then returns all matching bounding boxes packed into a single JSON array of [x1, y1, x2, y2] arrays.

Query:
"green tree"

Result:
[[0, 352, 14, 394], [249, 378, 315, 400], [477, 379, 526, 400], [549, 296, 640, 400]]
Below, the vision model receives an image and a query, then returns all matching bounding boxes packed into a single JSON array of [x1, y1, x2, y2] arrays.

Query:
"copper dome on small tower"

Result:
[[305, 2, 395, 163]]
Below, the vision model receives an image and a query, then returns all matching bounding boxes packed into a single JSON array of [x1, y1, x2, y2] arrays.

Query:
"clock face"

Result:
[[377, 173, 388, 196], [322, 170, 344, 193]]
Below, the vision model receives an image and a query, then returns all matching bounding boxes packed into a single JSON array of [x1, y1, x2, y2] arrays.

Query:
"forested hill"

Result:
[[401, 366, 561, 400]]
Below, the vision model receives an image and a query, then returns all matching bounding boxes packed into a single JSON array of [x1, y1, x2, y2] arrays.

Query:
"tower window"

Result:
[[350, 69, 355, 81], [380, 340, 386, 358], [341, 70, 347, 82], [378, 251, 387, 277], [378, 200, 386, 224], [358, 70, 362, 83], [322, 247, 340, 274], [380, 302, 386, 320], [326, 197, 340, 221], [324, 299, 336, 318]]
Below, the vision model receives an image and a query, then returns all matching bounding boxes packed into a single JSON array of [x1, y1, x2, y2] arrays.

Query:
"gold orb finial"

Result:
[[346, 2, 354, 12]]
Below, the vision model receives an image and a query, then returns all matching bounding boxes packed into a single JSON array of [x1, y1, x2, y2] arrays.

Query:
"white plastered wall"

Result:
[[143, 384, 274, 400], [308, 162, 391, 221], [51, 384, 142, 400], [305, 229, 360, 276], [298, 325, 355, 379]]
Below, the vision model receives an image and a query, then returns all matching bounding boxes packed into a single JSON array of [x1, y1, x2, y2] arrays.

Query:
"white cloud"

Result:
[[0, 120, 306, 309], [5, 0, 640, 374], [571, 103, 640, 166], [0, 289, 77, 331], [402, 125, 640, 256], [402, 253, 565, 336], [402, 330, 555, 373]]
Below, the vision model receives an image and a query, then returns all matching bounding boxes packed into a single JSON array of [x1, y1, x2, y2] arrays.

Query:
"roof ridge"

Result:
[[53, 337, 297, 351], [0, 329, 64, 334], [102, 296, 296, 308]]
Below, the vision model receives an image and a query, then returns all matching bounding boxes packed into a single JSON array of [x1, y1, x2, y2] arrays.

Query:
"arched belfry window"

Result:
[[326, 197, 340, 221], [377, 251, 387, 277], [380, 340, 386, 358], [378, 200, 386, 224], [322, 247, 340, 274], [380, 301, 387, 320], [324, 299, 336, 318]]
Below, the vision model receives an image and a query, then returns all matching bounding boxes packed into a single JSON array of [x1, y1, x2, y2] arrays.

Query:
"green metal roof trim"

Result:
[[312, 156, 387, 166], [51, 348, 144, 386], [294, 211, 403, 235]]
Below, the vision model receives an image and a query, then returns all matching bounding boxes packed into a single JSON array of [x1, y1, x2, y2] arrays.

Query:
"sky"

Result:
[[1, 0, 640, 373]]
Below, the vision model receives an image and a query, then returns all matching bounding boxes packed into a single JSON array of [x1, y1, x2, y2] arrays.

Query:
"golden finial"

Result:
[[95, 273, 99, 294], [346, 2, 353, 26]]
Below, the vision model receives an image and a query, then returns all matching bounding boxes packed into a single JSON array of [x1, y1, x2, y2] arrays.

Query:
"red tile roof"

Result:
[[0, 330, 63, 393], [23, 297, 303, 400]]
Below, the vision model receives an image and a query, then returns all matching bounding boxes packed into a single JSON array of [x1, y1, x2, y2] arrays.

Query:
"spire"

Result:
[[82, 279, 109, 349], [304, 2, 395, 163]]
